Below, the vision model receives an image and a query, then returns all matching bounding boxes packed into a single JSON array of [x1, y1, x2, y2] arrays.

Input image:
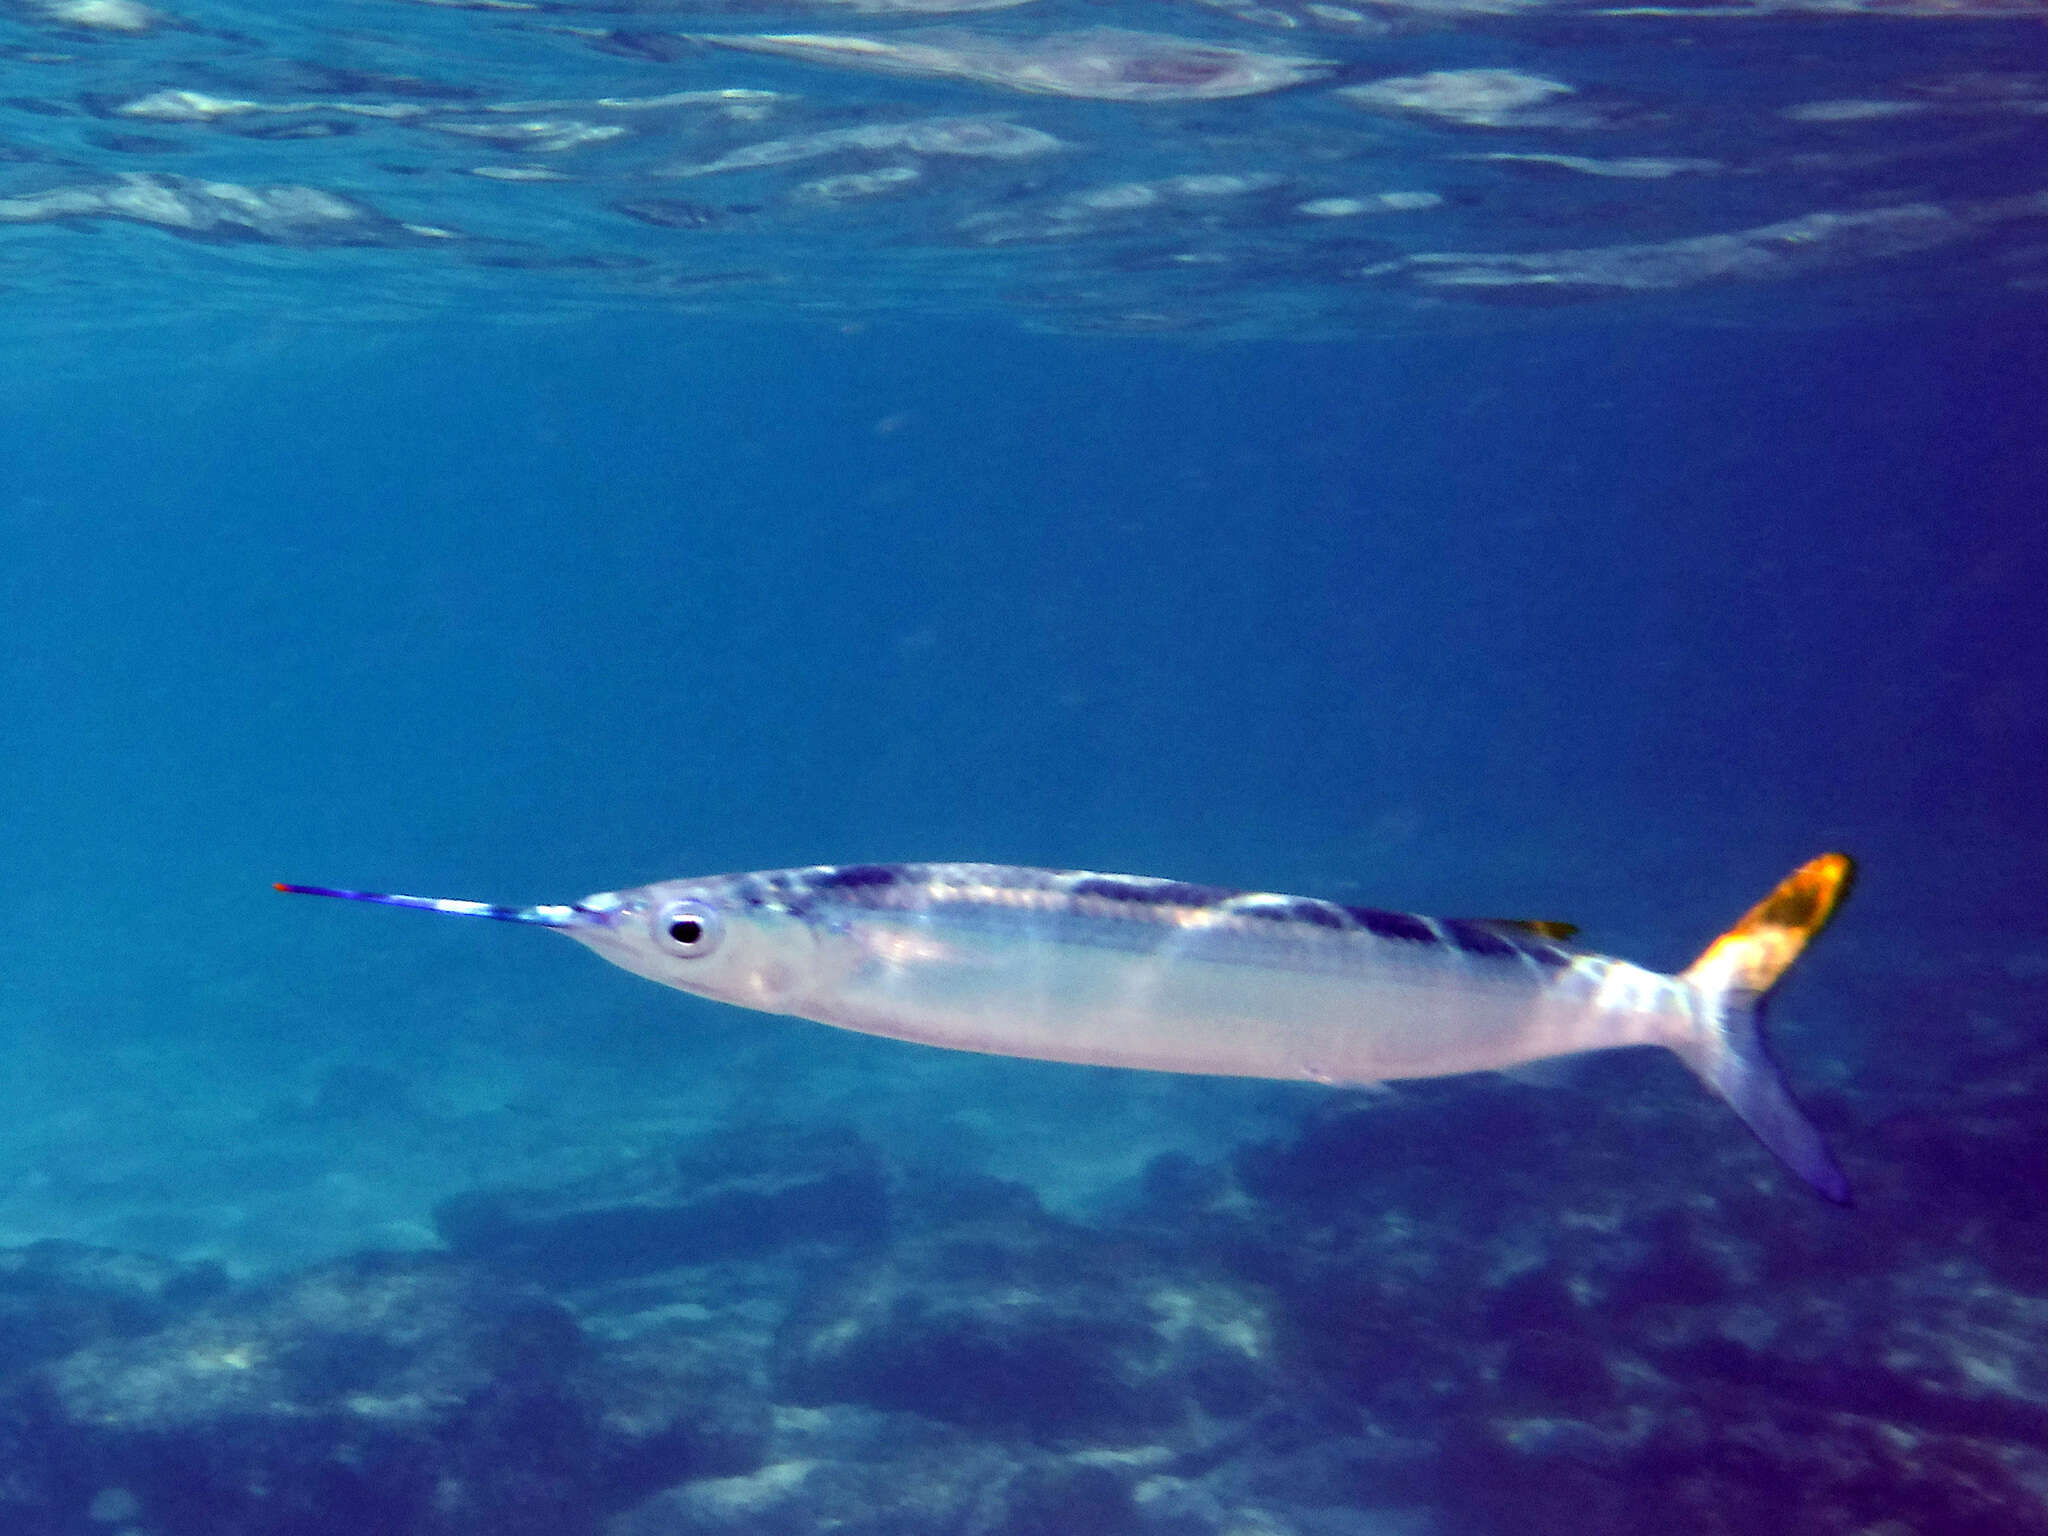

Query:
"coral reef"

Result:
[[1, 1062, 2045, 1535]]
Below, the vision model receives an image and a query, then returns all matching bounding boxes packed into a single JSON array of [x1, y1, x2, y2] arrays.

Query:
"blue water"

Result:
[[2, 0, 2048, 1529]]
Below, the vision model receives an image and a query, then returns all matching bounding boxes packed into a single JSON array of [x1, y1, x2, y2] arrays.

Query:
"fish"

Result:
[[277, 852, 1854, 1202]]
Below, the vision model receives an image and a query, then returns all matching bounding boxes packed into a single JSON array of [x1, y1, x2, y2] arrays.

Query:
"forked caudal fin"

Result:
[[1675, 852, 1855, 1205]]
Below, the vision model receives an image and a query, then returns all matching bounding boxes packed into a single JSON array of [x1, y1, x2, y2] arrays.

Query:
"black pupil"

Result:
[[668, 917, 704, 946]]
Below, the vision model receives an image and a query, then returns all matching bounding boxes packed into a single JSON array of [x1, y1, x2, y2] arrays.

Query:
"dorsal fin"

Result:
[[1468, 918, 1579, 942]]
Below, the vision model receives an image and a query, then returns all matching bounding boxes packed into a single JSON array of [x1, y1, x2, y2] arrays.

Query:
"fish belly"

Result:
[[800, 910, 1641, 1084]]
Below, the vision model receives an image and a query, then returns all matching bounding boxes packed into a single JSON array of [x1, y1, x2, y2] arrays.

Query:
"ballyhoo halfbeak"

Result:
[[277, 853, 1857, 1203], [273, 883, 607, 929]]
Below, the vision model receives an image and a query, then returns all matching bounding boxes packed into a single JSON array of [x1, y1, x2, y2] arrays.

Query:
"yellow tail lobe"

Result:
[[1682, 852, 1855, 1003], [1675, 853, 1856, 1205]]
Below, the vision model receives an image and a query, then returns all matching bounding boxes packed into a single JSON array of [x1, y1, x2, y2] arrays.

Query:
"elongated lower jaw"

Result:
[[273, 883, 595, 929]]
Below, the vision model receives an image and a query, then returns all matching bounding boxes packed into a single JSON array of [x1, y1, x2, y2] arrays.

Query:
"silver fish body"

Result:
[[570, 863, 1685, 1085], [278, 852, 1855, 1201]]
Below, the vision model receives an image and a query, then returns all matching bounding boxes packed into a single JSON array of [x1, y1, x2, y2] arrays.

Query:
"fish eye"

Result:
[[654, 900, 721, 958]]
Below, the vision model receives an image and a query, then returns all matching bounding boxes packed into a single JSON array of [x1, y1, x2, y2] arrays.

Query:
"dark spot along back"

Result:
[[1071, 876, 1237, 907], [807, 864, 904, 891], [1349, 907, 1439, 945], [1448, 922, 1573, 967], [1237, 899, 1351, 931], [1440, 920, 1522, 960]]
